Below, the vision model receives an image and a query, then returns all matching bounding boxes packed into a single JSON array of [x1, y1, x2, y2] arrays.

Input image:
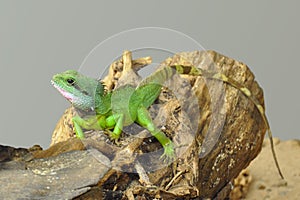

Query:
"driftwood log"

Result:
[[0, 50, 268, 199]]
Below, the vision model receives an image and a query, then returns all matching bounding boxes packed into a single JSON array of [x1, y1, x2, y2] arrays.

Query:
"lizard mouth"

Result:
[[51, 80, 75, 102]]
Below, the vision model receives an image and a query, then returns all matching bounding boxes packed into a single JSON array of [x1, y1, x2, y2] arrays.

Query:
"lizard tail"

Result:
[[138, 65, 203, 87], [138, 66, 176, 87]]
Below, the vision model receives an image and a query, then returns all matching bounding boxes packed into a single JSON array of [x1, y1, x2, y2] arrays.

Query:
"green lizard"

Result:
[[51, 65, 284, 179]]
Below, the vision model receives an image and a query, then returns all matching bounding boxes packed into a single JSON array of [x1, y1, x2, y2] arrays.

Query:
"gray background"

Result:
[[0, 1, 299, 148]]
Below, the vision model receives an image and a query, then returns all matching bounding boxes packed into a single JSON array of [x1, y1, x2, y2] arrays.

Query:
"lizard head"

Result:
[[51, 70, 104, 111]]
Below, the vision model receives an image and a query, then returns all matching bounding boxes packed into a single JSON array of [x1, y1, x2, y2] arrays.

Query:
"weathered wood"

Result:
[[0, 148, 111, 199], [108, 50, 266, 199], [156, 51, 266, 198]]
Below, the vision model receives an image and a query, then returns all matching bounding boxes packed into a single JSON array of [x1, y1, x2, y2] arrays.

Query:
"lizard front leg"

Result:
[[72, 115, 105, 138], [136, 106, 175, 163], [72, 116, 85, 139]]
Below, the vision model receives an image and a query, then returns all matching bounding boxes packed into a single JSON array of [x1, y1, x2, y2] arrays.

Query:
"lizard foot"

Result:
[[106, 129, 120, 140], [105, 130, 122, 145], [159, 142, 175, 164]]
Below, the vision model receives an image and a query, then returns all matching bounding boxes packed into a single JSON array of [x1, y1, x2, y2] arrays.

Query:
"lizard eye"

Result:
[[66, 78, 75, 85]]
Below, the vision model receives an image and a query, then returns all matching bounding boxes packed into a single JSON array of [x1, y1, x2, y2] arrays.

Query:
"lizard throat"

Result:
[[51, 80, 75, 102], [51, 80, 95, 111]]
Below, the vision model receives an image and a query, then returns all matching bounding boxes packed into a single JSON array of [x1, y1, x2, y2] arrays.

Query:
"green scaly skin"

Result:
[[51, 65, 284, 177]]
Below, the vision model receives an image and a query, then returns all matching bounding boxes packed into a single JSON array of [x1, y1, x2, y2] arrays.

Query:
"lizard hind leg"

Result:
[[136, 106, 175, 163]]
